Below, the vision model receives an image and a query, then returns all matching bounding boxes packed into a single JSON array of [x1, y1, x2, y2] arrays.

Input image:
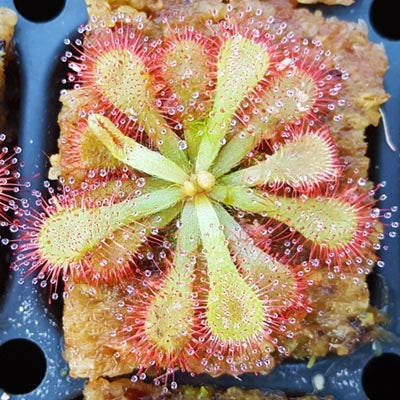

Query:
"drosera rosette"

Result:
[[13, 3, 394, 386]]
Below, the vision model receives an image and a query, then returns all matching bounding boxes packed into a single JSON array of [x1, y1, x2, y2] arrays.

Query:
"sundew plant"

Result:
[[9, 6, 392, 384]]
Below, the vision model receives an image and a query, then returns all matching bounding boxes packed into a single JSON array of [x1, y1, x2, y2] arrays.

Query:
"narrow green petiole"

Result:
[[211, 184, 358, 249], [195, 194, 265, 342], [196, 35, 270, 172], [175, 200, 201, 274], [177, 200, 200, 256], [130, 186, 184, 219], [184, 120, 207, 164], [142, 113, 191, 172], [210, 185, 272, 213], [214, 202, 289, 273], [213, 202, 268, 268], [146, 202, 183, 231], [221, 131, 339, 188], [88, 114, 189, 184], [211, 131, 260, 178], [38, 187, 183, 267], [194, 194, 237, 278]]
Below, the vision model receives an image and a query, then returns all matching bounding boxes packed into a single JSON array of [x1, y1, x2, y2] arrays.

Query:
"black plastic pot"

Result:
[[0, 0, 399, 399]]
